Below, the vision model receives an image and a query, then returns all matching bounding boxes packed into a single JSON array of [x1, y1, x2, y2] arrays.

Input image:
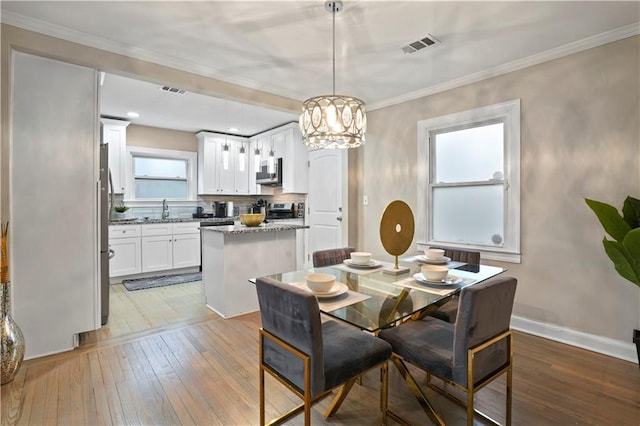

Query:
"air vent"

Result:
[[401, 34, 440, 54], [160, 85, 186, 94]]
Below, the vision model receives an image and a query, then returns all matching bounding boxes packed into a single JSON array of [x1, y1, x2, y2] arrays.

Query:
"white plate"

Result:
[[416, 255, 451, 265], [343, 259, 382, 269], [413, 273, 462, 286], [309, 282, 349, 298]]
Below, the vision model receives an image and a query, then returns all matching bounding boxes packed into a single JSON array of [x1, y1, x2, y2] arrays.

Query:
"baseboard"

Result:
[[511, 315, 637, 363]]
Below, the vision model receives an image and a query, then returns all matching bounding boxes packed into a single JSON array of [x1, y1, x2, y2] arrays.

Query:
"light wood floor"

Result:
[[2, 281, 639, 425]]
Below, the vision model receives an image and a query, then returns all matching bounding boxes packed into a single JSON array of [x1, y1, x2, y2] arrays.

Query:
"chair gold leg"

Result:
[[324, 377, 357, 418], [507, 365, 513, 426], [259, 365, 265, 426], [391, 357, 445, 426], [380, 363, 388, 425], [466, 390, 474, 426]]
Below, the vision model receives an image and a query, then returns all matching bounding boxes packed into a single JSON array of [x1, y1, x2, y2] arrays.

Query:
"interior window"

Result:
[[126, 146, 197, 201], [417, 100, 521, 262], [133, 157, 188, 199]]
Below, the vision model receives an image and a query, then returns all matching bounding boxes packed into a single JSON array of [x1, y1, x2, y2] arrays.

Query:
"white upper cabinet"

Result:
[[277, 123, 309, 194], [196, 132, 249, 195], [249, 123, 309, 194], [101, 118, 130, 194]]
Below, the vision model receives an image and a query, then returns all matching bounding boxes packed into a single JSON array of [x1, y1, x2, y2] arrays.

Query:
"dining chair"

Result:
[[378, 275, 517, 426], [255, 276, 392, 426], [428, 246, 481, 323], [312, 247, 356, 267]]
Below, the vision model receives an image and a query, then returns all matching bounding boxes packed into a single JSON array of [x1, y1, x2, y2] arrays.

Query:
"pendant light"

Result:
[[222, 100, 230, 170], [267, 145, 276, 174], [254, 145, 261, 171], [299, 0, 366, 149], [254, 106, 262, 171], [238, 105, 245, 172], [238, 144, 246, 172], [222, 143, 230, 170]]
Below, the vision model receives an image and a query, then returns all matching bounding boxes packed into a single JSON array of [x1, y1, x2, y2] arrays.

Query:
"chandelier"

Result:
[[299, 0, 366, 149]]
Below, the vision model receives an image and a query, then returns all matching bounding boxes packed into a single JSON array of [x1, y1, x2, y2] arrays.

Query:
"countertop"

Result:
[[201, 223, 308, 234], [109, 217, 236, 226]]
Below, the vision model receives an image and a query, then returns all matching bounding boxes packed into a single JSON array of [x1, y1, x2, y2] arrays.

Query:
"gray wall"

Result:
[[360, 36, 640, 343]]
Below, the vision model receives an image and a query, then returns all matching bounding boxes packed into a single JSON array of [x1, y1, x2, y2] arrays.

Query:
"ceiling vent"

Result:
[[401, 34, 440, 54], [160, 85, 186, 94]]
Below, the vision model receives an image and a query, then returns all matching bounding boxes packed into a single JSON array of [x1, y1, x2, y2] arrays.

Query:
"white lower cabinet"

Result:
[[142, 234, 174, 272], [109, 225, 142, 277], [110, 222, 201, 277], [141, 222, 201, 273], [173, 233, 201, 268]]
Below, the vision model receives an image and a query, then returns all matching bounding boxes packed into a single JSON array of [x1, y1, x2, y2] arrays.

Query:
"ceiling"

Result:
[[2, 1, 639, 134]]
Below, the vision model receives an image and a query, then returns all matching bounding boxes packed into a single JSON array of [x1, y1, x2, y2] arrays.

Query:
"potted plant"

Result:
[[585, 196, 640, 366], [114, 204, 129, 219]]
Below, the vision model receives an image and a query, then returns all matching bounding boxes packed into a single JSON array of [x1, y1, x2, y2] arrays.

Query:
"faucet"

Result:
[[162, 199, 170, 219]]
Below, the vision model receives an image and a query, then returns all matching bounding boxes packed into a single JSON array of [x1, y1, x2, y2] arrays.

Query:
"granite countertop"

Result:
[[109, 217, 236, 225], [201, 223, 309, 234]]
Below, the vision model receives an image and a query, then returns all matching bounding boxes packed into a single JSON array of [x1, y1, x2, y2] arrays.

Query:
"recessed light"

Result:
[[228, 127, 238, 132], [127, 112, 139, 118]]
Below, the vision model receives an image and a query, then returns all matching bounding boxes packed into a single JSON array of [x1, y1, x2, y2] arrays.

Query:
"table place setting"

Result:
[[393, 263, 474, 296], [332, 251, 391, 274], [288, 273, 371, 311]]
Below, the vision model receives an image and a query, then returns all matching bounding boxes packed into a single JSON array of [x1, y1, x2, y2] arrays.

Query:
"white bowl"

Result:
[[350, 252, 372, 265], [306, 273, 336, 293], [425, 248, 445, 260], [421, 264, 449, 281]]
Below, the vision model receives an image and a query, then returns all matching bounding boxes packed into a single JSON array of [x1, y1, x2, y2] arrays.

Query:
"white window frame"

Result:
[[417, 99, 521, 263], [124, 146, 197, 202]]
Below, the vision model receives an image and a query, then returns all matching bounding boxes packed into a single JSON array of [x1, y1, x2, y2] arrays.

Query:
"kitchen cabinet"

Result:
[[141, 222, 201, 272], [248, 123, 309, 195], [109, 225, 142, 277], [197, 132, 249, 195], [101, 118, 130, 194]]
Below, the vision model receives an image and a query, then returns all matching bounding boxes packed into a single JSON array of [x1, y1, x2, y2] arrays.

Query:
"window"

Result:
[[126, 146, 197, 201], [417, 100, 521, 262]]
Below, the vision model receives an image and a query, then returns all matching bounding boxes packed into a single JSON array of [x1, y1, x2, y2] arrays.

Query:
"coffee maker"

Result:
[[213, 202, 225, 217]]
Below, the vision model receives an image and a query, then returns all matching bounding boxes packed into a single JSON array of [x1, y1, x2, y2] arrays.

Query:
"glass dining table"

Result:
[[252, 254, 505, 333]]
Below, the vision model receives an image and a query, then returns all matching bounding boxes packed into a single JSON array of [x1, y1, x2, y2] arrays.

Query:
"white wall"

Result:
[[360, 36, 640, 360]]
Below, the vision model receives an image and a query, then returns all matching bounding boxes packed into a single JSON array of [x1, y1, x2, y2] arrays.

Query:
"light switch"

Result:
[[363, 195, 369, 206]]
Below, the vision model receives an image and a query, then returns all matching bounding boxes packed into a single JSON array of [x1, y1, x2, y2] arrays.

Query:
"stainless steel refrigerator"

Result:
[[99, 142, 114, 325]]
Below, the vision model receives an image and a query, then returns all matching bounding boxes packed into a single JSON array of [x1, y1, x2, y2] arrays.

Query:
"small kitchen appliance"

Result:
[[267, 203, 295, 220]]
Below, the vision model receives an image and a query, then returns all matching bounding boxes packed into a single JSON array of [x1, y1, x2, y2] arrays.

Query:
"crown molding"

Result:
[[3, 11, 637, 111], [368, 22, 640, 111], [0, 11, 303, 100]]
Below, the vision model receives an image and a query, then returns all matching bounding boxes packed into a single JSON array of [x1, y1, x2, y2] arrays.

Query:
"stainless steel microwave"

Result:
[[256, 157, 282, 185]]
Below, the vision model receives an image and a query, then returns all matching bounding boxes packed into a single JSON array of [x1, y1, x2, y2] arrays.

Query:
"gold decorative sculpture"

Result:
[[379, 200, 415, 275], [1, 222, 25, 385]]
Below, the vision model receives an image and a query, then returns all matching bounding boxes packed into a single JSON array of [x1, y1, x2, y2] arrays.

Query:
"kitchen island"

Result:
[[201, 222, 308, 318]]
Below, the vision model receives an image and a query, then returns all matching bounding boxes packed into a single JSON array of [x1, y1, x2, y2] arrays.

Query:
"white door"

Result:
[[308, 149, 344, 258]]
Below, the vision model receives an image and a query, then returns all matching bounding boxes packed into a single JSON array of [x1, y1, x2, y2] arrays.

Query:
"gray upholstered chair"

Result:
[[312, 247, 355, 267], [429, 246, 481, 323], [256, 276, 392, 426], [379, 276, 517, 426]]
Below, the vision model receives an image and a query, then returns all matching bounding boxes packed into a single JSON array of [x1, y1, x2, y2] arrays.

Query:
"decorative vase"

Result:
[[1, 281, 25, 385]]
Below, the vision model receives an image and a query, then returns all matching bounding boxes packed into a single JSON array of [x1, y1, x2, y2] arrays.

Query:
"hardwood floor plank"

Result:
[[3, 281, 638, 426], [87, 351, 113, 426], [3, 367, 26, 426]]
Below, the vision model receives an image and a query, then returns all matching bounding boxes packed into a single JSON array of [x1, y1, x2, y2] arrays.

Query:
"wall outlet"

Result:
[[363, 195, 369, 206]]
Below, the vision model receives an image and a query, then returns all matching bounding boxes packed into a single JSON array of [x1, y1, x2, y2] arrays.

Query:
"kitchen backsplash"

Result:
[[111, 194, 306, 219]]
